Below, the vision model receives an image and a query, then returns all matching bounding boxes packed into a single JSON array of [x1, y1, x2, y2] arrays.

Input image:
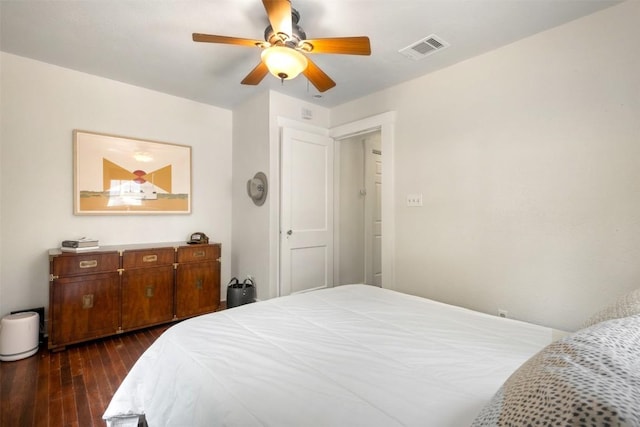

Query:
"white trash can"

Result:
[[0, 312, 40, 362]]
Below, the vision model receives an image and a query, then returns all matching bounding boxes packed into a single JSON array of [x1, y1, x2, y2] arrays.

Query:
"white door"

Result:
[[280, 128, 334, 296], [364, 135, 382, 286]]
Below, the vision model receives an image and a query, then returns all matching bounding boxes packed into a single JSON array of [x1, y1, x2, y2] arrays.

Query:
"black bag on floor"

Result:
[[226, 277, 255, 308]]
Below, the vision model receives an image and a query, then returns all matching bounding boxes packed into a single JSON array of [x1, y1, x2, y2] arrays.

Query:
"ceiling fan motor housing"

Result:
[[264, 8, 306, 47]]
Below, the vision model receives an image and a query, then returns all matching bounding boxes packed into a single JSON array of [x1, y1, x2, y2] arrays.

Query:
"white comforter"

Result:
[[104, 285, 552, 426]]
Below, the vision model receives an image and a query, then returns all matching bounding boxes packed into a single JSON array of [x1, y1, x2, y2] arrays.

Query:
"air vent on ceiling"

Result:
[[399, 34, 449, 60]]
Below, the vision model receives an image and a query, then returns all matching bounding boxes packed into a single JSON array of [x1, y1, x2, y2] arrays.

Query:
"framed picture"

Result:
[[73, 130, 192, 215]]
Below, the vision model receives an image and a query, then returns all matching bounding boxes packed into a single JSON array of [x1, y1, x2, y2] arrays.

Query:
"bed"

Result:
[[103, 284, 640, 426]]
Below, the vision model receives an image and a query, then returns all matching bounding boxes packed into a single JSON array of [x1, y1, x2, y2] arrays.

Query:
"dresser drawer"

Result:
[[52, 252, 120, 277], [177, 244, 220, 263], [122, 247, 175, 269]]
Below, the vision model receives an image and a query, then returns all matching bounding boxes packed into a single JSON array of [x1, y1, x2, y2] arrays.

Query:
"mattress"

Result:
[[103, 284, 553, 426]]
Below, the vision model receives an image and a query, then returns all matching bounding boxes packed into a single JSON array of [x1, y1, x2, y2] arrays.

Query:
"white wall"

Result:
[[330, 1, 640, 332], [231, 91, 271, 299], [0, 53, 233, 317]]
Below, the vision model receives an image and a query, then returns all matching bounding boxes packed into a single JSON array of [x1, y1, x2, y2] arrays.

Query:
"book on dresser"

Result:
[[61, 238, 99, 248]]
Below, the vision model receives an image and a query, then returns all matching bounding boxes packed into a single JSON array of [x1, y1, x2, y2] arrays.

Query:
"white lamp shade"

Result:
[[261, 46, 308, 80]]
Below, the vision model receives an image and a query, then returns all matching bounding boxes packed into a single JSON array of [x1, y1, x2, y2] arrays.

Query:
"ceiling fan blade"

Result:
[[301, 37, 371, 55], [241, 61, 270, 85], [262, 0, 292, 39], [303, 57, 336, 93], [192, 33, 265, 47]]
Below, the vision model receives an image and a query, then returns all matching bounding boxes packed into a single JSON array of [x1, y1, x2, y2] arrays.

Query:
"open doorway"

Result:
[[335, 130, 382, 286]]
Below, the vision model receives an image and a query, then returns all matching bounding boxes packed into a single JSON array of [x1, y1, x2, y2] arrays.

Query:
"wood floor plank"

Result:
[[110, 337, 129, 380], [69, 346, 92, 426], [59, 350, 79, 426], [47, 351, 62, 401], [83, 342, 108, 424], [73, 373, 92, 425], [123, 329, 149, 367], [48, 352, 64, 427], [18, 355, 40, 426], [115, 334, 136, 371], [125, 330, 146, 362], [34, 352, 51, 427], [98, 339, 121, 396], [0, 357, 17, 426]]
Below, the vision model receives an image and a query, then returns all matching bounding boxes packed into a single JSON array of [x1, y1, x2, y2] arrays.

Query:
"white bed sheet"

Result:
[[103, 284, 552, 426]]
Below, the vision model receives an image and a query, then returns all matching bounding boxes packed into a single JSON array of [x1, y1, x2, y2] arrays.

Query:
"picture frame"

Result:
[[73, 130, 192, 215]]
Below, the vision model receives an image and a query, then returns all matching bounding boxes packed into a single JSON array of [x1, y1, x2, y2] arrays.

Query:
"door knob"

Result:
[[286, 230, 293, 236]]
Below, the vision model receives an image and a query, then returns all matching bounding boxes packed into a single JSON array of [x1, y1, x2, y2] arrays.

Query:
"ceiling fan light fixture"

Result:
[[261, 46, 308, 80]]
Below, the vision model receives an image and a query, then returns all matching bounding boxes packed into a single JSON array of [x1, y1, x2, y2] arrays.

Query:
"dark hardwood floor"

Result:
[[1, 324, 170, 427]]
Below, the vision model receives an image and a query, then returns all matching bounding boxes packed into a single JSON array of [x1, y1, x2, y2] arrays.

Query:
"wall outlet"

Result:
[[407, 194, 423, 207], [498, 309, 508, 318]]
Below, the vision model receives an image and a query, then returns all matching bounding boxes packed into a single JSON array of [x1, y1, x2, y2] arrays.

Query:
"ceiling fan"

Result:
[[192, 0, 371, 93]]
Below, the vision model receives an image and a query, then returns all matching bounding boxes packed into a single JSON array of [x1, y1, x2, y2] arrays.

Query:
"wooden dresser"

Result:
[[48, 242, 221, 351]]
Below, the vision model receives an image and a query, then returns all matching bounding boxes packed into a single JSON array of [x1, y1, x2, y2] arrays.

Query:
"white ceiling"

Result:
[[0, 0, 623, 110]]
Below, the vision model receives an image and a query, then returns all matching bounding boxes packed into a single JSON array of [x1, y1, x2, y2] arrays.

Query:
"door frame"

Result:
[[363, 135, 382, 286], [330, 112, 396, 290]]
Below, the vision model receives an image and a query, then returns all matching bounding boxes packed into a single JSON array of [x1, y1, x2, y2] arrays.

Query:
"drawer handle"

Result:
[[143, 254, 158, 263], [193, 250, 206, 258], [82, 294, 94, 309], [79, 260, 98, 269], [195, 278, 203, 289], [145, 285, 155, 298]]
